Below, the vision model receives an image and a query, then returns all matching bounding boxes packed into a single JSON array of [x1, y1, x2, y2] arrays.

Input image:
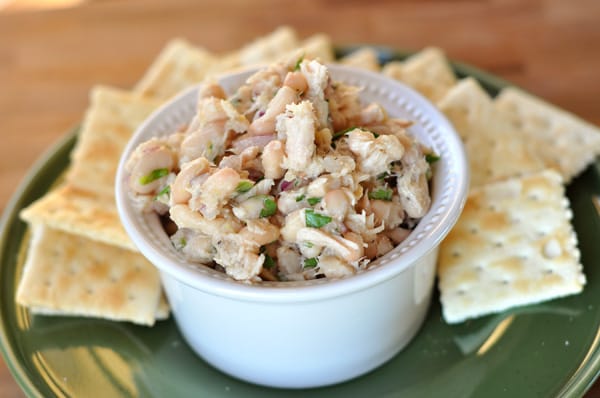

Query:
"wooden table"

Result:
[[1, 0, 599, 396]]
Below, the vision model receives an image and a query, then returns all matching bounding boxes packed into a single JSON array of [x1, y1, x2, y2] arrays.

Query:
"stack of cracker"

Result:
[[16, 26, 599, 326], [385, 49, 598, 324]]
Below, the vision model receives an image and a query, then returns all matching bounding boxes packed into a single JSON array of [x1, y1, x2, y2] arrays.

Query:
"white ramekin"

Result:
[[116, 64, 469, 389]]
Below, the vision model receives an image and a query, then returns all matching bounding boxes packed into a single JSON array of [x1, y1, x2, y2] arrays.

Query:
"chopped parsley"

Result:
[[236, 180, 254, 193], [295, 194, 306, 202], [368, 188, 393, 201], [425, 153, 440, 164], [139, 168, 169, 185], [307, 197, 322, 206], [259, 197, 277, 218], [303, 257, 318, 268], [305, 209, 332, 228]]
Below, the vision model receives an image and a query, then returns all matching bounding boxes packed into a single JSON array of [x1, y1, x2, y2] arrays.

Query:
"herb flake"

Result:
[[295, 194, 306, 202], [305, 209, 332, 228], [260, 197, 277, 218], [139, 168, 169, 185], [368, 188, 393, 201], [263, 254, 276, 269], [303, 257, 318, 268], [236, 180, 254, 193], [154, 185, 171, 200], [307, 197, 322, 206], [294, 55, 304, 71], [426, 153, 440, 164]]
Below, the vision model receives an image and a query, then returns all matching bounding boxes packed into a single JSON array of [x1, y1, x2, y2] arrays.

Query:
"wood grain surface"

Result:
[[1, 0, 599, 396]]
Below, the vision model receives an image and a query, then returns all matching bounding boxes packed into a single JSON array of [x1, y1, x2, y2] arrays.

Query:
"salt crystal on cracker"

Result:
[[437, 77, 545, 187], [20, 184, 136, 251], [66, 86, 161, 197], [438, 169, 585, 324], [135, 38, 219, 100], [16, 225, 163, 326], [494, 87, 600, 183], [339, 47, 381, 71], [382, 47, 457, 102]]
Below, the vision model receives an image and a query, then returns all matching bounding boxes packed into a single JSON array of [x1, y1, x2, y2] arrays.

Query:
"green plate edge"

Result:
[[0, 47, 599, 397]]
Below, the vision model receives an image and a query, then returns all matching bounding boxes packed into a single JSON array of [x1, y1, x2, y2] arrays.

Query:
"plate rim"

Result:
[[1, 47, 599, 397]]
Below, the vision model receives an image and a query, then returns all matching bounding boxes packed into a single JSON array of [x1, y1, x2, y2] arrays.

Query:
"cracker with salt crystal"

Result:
[[134, 38, 218, 100], [339, 47, 381, 71], [16, 225, 163, 326], [20, 184, 136, 251], [66, 86, 161, 197], [382, 47, 457, 102], [437, 77, 545, 187], [438, 169, 585, 324], [494, 87, 600, 183]]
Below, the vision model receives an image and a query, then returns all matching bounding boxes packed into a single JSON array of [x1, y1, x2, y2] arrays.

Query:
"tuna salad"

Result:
[[125, 57, 435, 282]]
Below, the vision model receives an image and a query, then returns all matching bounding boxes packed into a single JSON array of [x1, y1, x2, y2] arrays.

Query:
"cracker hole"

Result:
[[128, 295, 136, 302], [44, 280, 52, 287], [469, 227, 478, 234], [543, 269, 554, 275], [494, 241, 504, 248], [452, 251, 461, 258], [86, 288, 94, 295]]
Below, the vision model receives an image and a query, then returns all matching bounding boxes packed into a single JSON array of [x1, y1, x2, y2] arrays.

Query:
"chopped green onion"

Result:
[[368, 188, 393, 201], [294, 55, 304, 71], [426, 153, 440, 164], [260, 197, 277, 218], [263, 254, 276, 269], [303, 257, 318, 268], [236, 180, 254, 193], [139, 168, 169, 185], [295, 194, 306, 202], [304, 242, 314, 248], [305, 209, 332, 228], [307, 197, 321, 206]]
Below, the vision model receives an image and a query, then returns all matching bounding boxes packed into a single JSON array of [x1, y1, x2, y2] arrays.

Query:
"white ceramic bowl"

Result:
[[115, 65, 469, 389]]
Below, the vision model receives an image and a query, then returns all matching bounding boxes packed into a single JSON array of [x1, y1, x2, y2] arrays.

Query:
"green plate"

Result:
[[2, 49, 600, 398]]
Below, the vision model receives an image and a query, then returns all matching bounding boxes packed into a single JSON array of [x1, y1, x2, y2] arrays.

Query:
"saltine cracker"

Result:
[[16, 225, 163, 326], [438, 169, 585, 324], [494, 86, 600, 183]]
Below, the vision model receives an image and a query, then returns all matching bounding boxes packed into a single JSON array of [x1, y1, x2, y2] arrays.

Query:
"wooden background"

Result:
[[1, 0, 599, 396]]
